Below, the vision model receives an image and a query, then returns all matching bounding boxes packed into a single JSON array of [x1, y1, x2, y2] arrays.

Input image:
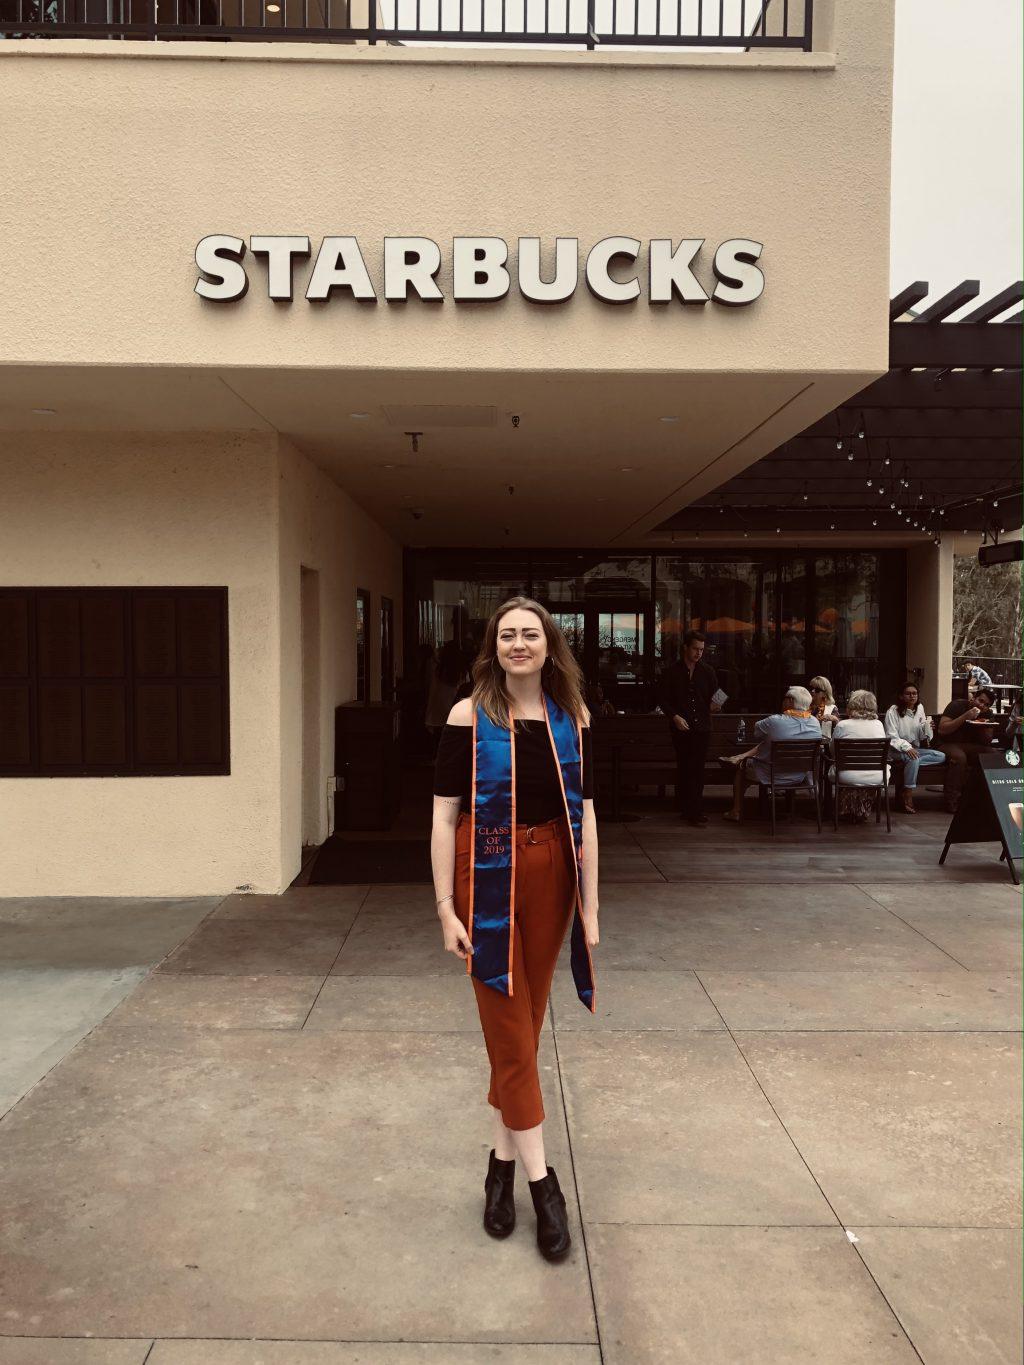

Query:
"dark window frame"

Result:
[[355, 586, 372, 703], [0, 586, 230, 778]]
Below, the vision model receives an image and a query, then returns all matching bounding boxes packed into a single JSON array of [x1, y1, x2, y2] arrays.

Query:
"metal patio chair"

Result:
[[762, 738, 824, 836], [830, 736, 892, 832]]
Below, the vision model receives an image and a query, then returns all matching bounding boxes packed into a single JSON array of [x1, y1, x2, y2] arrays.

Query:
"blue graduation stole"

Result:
[[468, 693, 596, 1012]]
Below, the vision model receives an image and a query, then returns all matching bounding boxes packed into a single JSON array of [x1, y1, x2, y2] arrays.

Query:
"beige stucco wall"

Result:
[[906, 540, 954, 714], [276, 435, 403, 883], [0, 431, 282, 896], [0, 4, 892, 379], [0, 431, 402, 896]]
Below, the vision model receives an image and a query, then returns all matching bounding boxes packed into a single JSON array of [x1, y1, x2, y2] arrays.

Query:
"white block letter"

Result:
[[306, 237, 377, 302], [712, 239, 765, 307], [195, 235, 248, 301], [585, 237, 642, 304], [518, 238, 578, 303], [250, 235, 311, 302], [383, 238, 444, 302], [649, 239, 708, 305], [453, 238, 510, 301]]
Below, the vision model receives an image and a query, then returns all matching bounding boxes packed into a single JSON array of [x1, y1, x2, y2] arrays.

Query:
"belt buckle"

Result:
[[526, 825, 538, 844]]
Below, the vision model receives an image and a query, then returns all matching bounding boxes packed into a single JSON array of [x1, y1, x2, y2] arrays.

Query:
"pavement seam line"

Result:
[[550, 995, 606, 1364]]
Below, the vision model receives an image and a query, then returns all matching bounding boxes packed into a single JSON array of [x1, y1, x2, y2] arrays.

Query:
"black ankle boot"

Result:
[[483, 1149, 516, 1238], [528, 1166, 571, 1261]]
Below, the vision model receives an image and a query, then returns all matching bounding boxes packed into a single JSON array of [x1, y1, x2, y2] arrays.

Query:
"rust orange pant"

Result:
[[453, 810, 576, 1131]]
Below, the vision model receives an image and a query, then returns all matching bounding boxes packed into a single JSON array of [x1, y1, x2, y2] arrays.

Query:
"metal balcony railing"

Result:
[[0, 0, 814, 49]]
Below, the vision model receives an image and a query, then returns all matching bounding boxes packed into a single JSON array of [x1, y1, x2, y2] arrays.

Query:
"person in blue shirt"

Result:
[[963, 661, 994, 691], [722, 685, 822, 822]]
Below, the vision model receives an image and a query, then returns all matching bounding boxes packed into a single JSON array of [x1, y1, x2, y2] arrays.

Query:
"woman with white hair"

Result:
[[829, 689, 888, 823], [723, 685, 822, 822]]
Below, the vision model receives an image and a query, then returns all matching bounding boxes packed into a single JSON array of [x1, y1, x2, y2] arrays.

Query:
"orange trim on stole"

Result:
[[542, 705, 598, 1014], [506, 703, 517, 997]]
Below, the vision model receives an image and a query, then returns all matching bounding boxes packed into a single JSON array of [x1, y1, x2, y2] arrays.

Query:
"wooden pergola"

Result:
[[656, 280, 1023, 538]]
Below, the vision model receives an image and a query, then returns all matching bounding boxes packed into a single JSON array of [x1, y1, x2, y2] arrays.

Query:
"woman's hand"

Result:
[[582, 907, 599, 947], [439, 906, 474, 960]]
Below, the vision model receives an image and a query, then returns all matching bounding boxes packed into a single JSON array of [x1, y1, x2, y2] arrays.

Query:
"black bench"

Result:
[[591, 713, 764, 817]]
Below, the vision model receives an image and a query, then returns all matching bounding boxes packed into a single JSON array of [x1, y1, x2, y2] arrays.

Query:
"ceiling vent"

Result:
[[382, 405, 498, 429]]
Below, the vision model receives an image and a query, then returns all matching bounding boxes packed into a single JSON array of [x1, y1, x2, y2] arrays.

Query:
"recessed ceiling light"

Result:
[[619, 466, 635, 472], [349, 412, 369, 420], [31, 407, 56, 415], [382, 463, 395, 469], [266, 3, 281, 10], [659, 416, 679, 423]]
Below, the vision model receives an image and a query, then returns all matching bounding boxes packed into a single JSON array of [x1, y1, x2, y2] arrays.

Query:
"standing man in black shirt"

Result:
[[657, 629, 722, 826]]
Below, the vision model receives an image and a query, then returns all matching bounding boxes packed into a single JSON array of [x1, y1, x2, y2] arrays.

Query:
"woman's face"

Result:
[[900, 686, 919, 709], [810, 686, 827, 707], [495, 608, 547, 680]]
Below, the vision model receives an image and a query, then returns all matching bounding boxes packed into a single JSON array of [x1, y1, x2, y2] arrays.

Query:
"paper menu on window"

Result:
[[711, 689, 728, 707]]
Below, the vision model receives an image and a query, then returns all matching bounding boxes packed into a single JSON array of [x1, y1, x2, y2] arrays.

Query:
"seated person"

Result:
[[963, 660, 993, 694], [830, 689, 888, 823], [936, 686, 997, 813], [808, 675, 840, 728], [1004, 695, 1023, 751], [883, 681, 946, 814], [586, 681, 617, 718], [722, 685, 821, 822]]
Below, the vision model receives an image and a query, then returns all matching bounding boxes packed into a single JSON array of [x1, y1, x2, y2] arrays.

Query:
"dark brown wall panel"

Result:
[[135, 682, 180, 765], [0, 595, 30, 676], [82, 594, 127, 677], [39, 682, 83, 765], [134, 595, 177, 677], [178, 595, 223, 676], [179, 681, 224, 765], [37, 596, 80, 677], [0, 685, 31, 767], [83, 684, 128, 765], [0, 588, 229, 777]]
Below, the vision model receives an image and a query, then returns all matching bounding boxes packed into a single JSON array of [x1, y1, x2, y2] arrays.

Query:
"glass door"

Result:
[[584, 600, 649, 712]]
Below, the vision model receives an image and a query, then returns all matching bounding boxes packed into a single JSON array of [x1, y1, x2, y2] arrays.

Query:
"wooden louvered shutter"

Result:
[[0, 587, 229, 777], [0, 592, 32, 771]]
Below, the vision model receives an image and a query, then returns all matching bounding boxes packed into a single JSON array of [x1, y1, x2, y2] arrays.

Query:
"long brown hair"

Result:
[[471, 596, 588, 730]]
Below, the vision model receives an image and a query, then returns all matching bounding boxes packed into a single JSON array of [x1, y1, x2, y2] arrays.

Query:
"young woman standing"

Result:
[[430, 597, 600, 1262]]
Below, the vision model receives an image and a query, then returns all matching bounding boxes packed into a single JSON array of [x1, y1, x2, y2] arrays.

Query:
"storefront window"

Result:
[[812, 554, 880, 701], [655, 557, 773, 710], [404, 549, 894, 718], [778, 559, 808, 693], [413, 555, 528, 654], [532, 555, 650, 604]]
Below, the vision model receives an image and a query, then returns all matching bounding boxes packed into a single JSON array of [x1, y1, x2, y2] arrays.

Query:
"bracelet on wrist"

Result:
[[436, 894, 454, 907]]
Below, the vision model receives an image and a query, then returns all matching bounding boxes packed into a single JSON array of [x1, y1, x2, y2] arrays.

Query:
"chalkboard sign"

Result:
[[939, 752, 1022, 886]]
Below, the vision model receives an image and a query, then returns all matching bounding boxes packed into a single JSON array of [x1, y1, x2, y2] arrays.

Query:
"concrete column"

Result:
[[905, 539, 954, 713]]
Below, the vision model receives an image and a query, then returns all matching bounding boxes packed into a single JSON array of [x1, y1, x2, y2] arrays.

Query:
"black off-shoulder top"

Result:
[[433, 720, 594, 826]]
